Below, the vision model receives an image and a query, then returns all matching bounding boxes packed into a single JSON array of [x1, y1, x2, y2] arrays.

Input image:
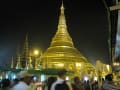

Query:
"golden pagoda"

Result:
[[42, 2, 95, 76]]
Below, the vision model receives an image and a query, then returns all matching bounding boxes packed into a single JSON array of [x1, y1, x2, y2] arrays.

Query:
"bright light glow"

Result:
[[5, 74, 8, 79], [106, 65, 110, 71], [76, 63, 81, 67], [116, 63, 120, 66], [13, 75, 16, 79], [33, 76, 37, 81], [34, 49, 39, 56], [66, 76, 69, 80], [55, 63, 64, 67], [84, 76, 88, 81], [113, 62, 120, 66], [41, 75, 45, 82], [0, 76, 2, 80], [94, 77, 98, 81], [113, 62, 116, 66]]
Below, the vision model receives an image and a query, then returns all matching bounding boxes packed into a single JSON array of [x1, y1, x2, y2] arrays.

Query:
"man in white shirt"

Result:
[[11, 70, 33, 90], [50, 69, 72, 90]]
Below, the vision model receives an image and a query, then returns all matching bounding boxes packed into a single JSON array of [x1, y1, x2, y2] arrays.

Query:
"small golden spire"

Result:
[[58, 0, 66, 28], [16, 54, 21, 69], [61, 0, 64, 14], [24, 33, 29, 57], [50, 0, 73, 47], [15, 45, 22, 69]]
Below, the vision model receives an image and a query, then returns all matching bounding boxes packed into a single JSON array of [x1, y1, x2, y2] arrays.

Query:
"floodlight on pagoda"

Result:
[[94, 77, 98, 81], [106, 65, 110, 71], [84, 76, 89, 81], [55, 63, 64, 67], [113, 62, 120, 66], [76, 63, 81, 67]]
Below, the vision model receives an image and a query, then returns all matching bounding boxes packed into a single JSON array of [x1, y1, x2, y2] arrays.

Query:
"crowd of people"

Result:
[[0, 69, 120, 90]]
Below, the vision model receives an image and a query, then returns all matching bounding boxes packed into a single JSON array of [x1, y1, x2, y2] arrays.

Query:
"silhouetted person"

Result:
[[83, 80, 91, 90], [10, 78, 19, 88], [91, 81, 98, 90], [50, 69, 72, 90], [47, 76, 57, 90], [72, 76, 85, 90], [11, 70, 33, 90], [102, 73, 120, 90], [1, 79, 10, 90], [55, 81, 69, 90]]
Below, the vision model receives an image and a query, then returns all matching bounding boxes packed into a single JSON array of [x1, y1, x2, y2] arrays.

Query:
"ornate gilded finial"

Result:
[[61, 0, 64, 14], [58, 0, 66, 27]]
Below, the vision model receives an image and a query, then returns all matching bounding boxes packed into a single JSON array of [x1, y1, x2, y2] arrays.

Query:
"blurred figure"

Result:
[[47, 76, 57, 90], [102, 73, 120, 90], [11, 70, 33, 90], [83, 80, 91, 90], [72, 76, 85, 90], [10, 78, 19, 88], [1, 79, 10, 90], [55, 81, 69, 90], [50, 69, 72, 90], [30, 80, 37, 90], [91, 80, 98, 90]]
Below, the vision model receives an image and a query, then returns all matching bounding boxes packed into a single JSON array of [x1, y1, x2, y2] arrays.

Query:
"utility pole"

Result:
[[102, 0, 120, 67], [110, 0, 120, 64]]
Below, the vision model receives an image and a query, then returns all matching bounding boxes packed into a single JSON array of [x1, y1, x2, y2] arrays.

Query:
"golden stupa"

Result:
[[41, 2, 96, 76]]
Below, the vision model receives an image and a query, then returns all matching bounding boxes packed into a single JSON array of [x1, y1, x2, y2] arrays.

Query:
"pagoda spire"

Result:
[[23, 33, 33, 69], [16, 45, 21, 69], [50, 1, 74, 47], [21, 33, 29, 68], [58, 0, 66, 28], [16, 53, 21, 69], [24, 33, 29, 57], [11, 56, 14, 68]]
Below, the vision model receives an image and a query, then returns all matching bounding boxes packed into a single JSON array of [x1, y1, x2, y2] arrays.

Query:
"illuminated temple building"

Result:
[[13, 2, 97, 77]]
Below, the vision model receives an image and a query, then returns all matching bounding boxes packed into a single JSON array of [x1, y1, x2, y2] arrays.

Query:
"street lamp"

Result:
[[34, 49, 39, 56], [33, 49, 42, 70]]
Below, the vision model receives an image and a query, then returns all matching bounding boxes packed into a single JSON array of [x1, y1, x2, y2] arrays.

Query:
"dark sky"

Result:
[[0, 0, 110, 66]]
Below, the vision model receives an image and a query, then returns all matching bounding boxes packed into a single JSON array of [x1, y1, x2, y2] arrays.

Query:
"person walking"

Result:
[[10, 70, 33, 90], [102, 73, 120, 90], [50, 69, 72, 90], [72, 76, 85, 90]]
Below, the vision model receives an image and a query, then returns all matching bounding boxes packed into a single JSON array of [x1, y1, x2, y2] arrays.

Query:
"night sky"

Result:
[[0, 0, 110, 66]]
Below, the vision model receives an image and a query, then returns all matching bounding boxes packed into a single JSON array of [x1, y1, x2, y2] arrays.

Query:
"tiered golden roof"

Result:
[[42, 2, 94, 76]]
